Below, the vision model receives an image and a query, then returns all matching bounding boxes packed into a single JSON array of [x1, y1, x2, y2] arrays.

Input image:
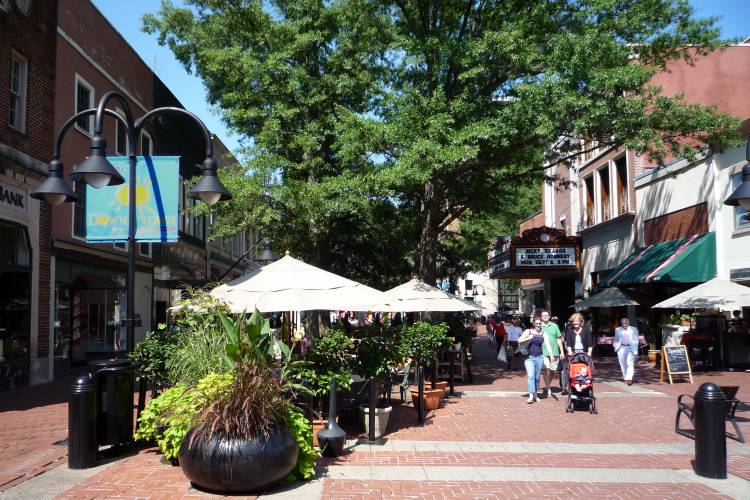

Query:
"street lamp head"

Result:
[[256, 238, 277, 265], [31, 159, 79, 206], [186, 157, 232, 206], [69, 135, 125, 188], [724, 163, 750, 211]]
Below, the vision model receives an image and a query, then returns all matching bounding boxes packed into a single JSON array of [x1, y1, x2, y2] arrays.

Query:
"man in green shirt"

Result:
[[540, 310, 564, 398]]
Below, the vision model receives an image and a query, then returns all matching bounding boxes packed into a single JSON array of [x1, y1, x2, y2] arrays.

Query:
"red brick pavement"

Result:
[[10, 336, 750, 499], [320, 479, 731, 499], [0, 378, 69, 492], [56, 447, 258, 500]]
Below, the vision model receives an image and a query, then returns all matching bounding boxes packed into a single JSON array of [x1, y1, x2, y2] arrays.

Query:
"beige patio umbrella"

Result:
[[210, 253, 389, 313], [380, 278, 481, 312], [652, 277, 750, 312]]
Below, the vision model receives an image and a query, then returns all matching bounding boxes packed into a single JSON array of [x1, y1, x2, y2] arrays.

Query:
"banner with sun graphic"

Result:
[[85, 156, 179, 243]]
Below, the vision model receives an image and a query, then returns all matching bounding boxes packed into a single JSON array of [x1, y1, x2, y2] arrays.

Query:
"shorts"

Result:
[[543, 356, 559, 371]]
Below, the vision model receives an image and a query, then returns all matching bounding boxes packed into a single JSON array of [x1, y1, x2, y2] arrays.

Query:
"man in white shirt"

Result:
[[614, 317, 639, 385], [504, 316, 524, 370]]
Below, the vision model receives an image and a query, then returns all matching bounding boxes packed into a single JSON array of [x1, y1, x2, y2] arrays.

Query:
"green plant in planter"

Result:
[[399, 322, 450, 367], [129, 326, 177, 392], [134, 372, 233, 460], [166, 290, 231, 385]]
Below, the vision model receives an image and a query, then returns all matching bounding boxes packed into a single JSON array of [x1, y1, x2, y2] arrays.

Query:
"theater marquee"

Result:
[[489, 226, 581, 279]]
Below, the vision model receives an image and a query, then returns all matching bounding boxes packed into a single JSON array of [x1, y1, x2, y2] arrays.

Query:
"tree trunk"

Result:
[[416, 179, 440, 285]]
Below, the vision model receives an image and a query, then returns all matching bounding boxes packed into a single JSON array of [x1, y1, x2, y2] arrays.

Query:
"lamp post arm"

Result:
[[134, 107, 214, 159], [217, 238, 267, 282], [52, 108, 127, 159], [93, 91, 135, 137]]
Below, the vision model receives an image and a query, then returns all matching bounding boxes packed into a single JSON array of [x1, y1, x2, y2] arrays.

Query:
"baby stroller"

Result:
[[565, 352, 597, 414]]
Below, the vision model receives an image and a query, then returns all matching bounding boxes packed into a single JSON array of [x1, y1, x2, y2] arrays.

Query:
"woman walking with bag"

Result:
[[518, 317, 545, 403]]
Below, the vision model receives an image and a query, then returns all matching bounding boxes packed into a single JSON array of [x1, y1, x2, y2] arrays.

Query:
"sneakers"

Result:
[[527, 394, 535, 404]]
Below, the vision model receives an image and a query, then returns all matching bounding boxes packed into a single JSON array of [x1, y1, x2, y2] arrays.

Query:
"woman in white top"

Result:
[[613, 317, 639, 385]]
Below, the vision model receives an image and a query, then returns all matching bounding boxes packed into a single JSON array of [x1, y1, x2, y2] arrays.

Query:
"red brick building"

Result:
[[0, 0, 57, 387]]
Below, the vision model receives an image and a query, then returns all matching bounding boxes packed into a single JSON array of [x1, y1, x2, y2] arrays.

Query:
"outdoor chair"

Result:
[[397, 362, 412, 403], [675, 385, 744, 443]]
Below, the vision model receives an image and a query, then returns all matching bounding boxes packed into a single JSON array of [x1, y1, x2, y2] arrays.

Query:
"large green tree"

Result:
[[146, 0, 740, 285]]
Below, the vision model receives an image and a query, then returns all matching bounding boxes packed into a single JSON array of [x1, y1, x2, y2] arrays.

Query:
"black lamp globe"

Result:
[[69, 135, 124, 188], [725, 163, 750, 211], [256, 239, 278, 265], [186, 158, 232, 206], [31, 160, 79, 206]]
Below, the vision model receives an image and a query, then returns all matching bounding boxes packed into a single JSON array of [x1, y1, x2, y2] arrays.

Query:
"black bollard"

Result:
[[368, 376, 376, 442], [69, 375, 97, 469], [694, 383, 727, 479], [448, 351, 455, 396], [317, 377, 346, 457], [430, 358, 437, 389], [417, 366, 425, 425]]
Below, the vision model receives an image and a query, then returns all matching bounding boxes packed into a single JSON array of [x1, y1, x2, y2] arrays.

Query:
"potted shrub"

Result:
[[290, 329, 353, 446], [136, 307, 318, 493], [352, 325, 400, 438], [400, 322, 451, 410], [179, 360, 300, 493]]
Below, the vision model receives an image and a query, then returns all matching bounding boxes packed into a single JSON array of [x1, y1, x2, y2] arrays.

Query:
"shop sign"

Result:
[[515, 247, 576, 267], [0, 181, 27, 213], [490, 256, 511, 274], [86, 156, 179, 243]]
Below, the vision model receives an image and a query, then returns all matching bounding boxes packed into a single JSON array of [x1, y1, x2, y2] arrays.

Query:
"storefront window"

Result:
[[0, 221, 30, 391]]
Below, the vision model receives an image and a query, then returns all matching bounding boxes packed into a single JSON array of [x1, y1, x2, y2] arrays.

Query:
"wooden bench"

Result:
[[675, 385, 745, 443]]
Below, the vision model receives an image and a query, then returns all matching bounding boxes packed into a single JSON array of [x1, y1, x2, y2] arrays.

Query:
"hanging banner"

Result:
[[86, 156, 179, 243]]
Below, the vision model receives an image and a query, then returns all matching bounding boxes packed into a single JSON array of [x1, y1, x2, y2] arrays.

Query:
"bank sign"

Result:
[[515, 247, 576, 267], [0, 181, 27, 213], [86, 156, 179, 243]]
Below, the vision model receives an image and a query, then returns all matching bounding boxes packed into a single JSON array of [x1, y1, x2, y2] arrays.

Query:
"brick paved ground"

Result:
[[3, 334, 749, 499], [320, 479, 732, 499], [0, 378, 69, 492]]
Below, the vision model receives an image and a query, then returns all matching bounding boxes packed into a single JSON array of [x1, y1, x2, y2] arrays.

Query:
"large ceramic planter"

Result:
[[179, 427, 299, 493], [359, 405, 392, 438], [647, 350, 659, 363], [410, 388, 443, 410]]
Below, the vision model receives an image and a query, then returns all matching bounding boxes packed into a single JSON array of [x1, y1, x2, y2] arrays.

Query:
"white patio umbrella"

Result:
[[652, 277, 750, 311], [210, 253, 389, 313], [380, 278, 481, 312]]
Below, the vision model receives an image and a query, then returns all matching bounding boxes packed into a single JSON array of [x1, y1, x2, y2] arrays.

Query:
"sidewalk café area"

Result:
[[0, 304, 750, 499]]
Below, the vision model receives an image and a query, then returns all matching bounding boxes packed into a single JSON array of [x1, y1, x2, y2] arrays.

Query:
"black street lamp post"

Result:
[[32, 91, 232, 353]]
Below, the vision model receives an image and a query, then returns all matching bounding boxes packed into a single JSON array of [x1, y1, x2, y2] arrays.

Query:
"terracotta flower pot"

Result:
[[432, 381, 449, 399], [647, 350, 659, 363], [410, 388, 443, 410]]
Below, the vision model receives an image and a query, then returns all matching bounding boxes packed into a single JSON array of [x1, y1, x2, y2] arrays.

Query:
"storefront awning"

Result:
[[605, 232, 715, 286]]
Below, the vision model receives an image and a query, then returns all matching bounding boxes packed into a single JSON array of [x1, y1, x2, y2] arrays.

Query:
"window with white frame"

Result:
[[139, 242, 151, 257], [114, 242, 127, 251], [75, 75, 94, 135], [733, 172, 750, 230], [9, 52, 27, 132]]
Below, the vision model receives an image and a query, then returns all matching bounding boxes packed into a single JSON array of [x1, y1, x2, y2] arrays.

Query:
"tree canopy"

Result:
[[144, 0, 740, 286]]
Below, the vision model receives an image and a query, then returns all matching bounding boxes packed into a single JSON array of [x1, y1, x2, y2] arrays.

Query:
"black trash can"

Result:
[[88, 359, 135, 447]]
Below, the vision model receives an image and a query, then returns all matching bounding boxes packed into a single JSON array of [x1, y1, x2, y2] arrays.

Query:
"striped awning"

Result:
[[605, 232, 716, 286]]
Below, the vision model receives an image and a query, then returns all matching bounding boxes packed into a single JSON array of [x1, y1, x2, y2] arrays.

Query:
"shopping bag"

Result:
[[497, 349, 507, 363]]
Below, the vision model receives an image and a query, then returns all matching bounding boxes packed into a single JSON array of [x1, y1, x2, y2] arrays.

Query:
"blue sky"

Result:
[[92, 0, 750, 159]]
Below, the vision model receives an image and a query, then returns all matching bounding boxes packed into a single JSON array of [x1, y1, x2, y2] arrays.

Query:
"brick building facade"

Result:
[[0, 0, 57, 387]]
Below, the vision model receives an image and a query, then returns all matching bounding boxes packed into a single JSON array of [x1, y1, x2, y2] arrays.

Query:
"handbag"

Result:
[[516, 338, 531, 357]]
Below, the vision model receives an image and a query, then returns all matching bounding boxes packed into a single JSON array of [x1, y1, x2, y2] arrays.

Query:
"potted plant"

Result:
[[352, 325, 400, 438], [290, 329, 353, 446], [399, 322, 451, 410], [137, 307, 318, 493]]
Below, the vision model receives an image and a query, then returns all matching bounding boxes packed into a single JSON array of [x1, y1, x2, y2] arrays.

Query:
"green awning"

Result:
[[605, 232, 716, 286]]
